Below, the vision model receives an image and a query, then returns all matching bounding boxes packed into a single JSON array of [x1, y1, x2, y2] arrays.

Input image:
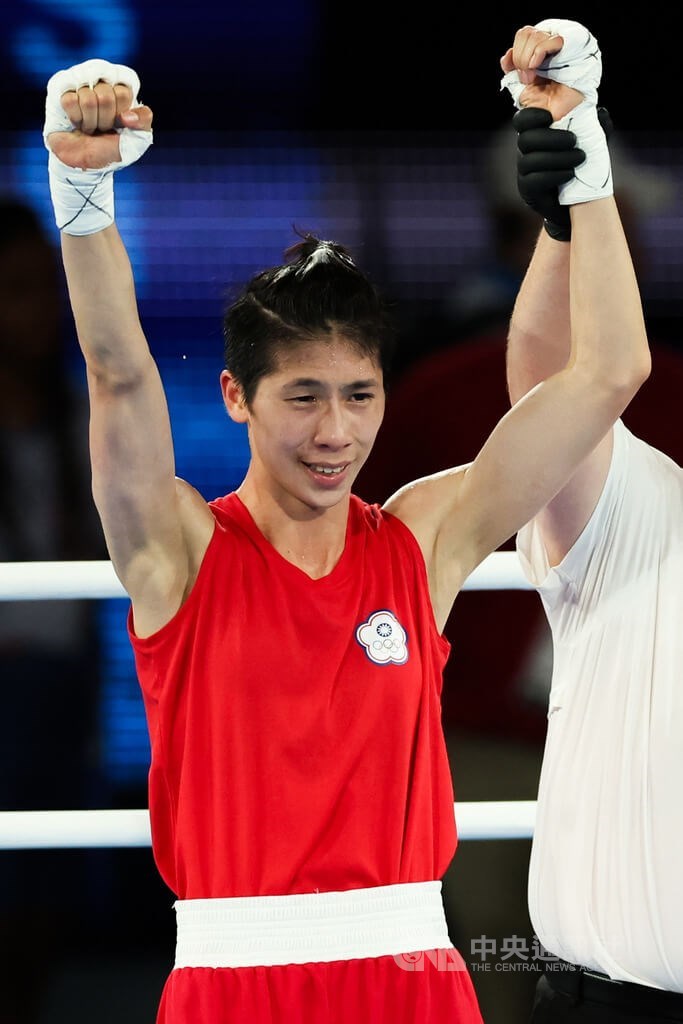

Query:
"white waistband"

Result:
[[173, 881, 453, 968]]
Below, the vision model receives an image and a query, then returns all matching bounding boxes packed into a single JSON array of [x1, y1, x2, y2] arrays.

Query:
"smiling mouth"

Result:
[[303, 462, 349, 476]]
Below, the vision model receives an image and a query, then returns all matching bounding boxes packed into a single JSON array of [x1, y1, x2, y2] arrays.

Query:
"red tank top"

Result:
[[128, 493, 456, 899]]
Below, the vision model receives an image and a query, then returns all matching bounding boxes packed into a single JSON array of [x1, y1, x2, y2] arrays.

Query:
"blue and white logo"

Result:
[[356, 610, 408, 665]]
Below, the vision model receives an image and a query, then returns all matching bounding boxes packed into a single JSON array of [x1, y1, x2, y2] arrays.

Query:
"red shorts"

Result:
[[158, 949, 483, 1023]]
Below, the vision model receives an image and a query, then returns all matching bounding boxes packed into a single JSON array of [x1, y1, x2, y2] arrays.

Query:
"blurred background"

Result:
[[2, 3, 683, 1023]]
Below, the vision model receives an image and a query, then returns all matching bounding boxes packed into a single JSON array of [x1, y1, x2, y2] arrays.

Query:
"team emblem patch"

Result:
[[356, 610, 408, 665]]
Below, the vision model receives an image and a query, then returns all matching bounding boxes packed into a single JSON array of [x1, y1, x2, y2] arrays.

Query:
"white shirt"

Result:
[[517, 419, 683, 992]]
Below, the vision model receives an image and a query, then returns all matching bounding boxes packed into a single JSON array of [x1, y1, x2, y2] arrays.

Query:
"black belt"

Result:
[[544, 959, 683, 1020]]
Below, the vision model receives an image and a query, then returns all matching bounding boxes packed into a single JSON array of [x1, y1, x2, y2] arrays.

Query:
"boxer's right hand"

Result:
[[44, 59, 153, 171], [500, 25, 584, 122]]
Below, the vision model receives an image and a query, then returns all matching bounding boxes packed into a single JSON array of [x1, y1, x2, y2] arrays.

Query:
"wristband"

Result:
[[553, 101, 612, 205], [47, 154, 114, 236]]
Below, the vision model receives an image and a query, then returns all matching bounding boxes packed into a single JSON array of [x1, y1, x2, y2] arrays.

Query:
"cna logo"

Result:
[[355, 610, 408, 665], [393, 949, 467, 972]]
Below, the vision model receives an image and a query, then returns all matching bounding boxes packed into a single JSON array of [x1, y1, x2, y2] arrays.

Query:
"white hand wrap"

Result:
[[500, 19, 612, 206], [43, 59, 153, 235]]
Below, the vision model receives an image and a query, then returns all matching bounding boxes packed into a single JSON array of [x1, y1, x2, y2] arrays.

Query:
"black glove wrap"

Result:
[[512, 106, 612, 241]]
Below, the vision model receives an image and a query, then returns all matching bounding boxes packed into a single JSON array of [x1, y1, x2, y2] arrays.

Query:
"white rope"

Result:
[[0, 802, 536, 849], [0, 809, 152, 849], [0, 560, 124, 600], [0, 552, 531, 601]]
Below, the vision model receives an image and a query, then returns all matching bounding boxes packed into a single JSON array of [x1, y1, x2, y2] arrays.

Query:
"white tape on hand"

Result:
[[500, 20, 611, 205], [501, 20, 602, 109], [43, 59, 153, 235], [553, 101, 612, 205], [46, 153, 114, 236], [43, 59, 141, 143]]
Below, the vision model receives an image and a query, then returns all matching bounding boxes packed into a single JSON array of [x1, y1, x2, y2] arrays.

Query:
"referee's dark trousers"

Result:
[[531, 960, 683, 1023]]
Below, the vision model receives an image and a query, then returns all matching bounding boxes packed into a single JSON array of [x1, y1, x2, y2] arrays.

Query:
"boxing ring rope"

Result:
[[0, 802, 538, 850], [0, 552, 533, 601], [0, 553, 537, 849]]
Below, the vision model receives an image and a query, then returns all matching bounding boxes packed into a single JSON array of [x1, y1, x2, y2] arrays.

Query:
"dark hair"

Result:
[[223, 231, 396, 404]]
